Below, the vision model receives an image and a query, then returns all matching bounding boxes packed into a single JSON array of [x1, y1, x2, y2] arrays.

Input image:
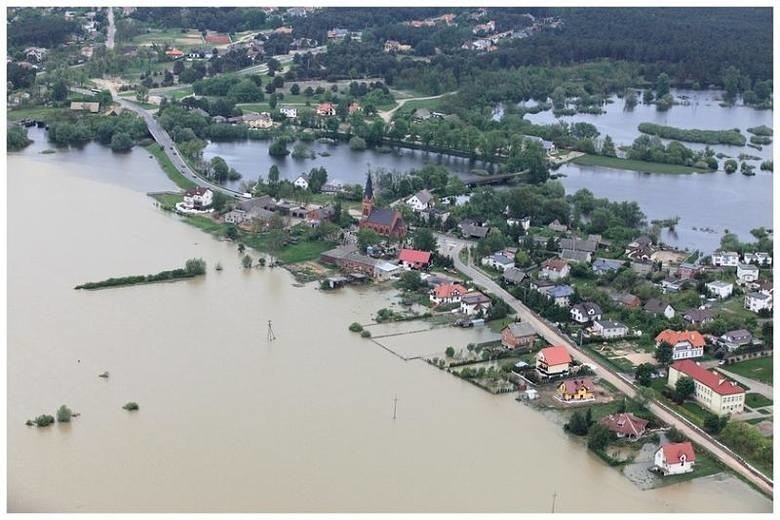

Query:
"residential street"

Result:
[[435, 232, 773, 496]]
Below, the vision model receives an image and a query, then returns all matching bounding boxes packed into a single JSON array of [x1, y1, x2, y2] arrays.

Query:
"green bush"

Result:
[[360, 330, 372, 338], [349, 322, 363, 332], [33, 414, 55, 427], [123, 402, 139, 411], [56, 405, 73, 423]]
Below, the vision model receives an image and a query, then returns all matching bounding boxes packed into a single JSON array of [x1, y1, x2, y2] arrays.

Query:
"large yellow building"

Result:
[[667, 360, 745, 416]]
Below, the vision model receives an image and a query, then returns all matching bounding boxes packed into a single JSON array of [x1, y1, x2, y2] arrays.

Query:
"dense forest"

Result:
[[129, 7, 268, 33], [8, 10, 82, 49]]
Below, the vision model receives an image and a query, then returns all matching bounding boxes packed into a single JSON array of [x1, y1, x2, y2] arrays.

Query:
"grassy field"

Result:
[[131, 28, 204, 48], [571, 154, 710, 174], [745, 393, 773, 408], [145, 143, 196, 190], [394, 96, 451, 116], [722, 357, 773, 384], [7, 106, 66, 122]]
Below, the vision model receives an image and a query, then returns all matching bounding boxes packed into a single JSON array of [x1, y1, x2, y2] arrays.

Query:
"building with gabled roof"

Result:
[[536, 346, 572, 379], [358, 174, 406, 238], [667, 360, 745, 415], [398, 248, 432, 270], [601, 413, 648, 441], [655, 329, 706, 361], [654, 442, 695, 476]]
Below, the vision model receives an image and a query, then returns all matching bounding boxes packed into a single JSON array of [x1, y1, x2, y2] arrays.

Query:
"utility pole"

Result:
[[551, 491, 557, 513], [267, 320, 276, 341], [392, 395, 398, 420]]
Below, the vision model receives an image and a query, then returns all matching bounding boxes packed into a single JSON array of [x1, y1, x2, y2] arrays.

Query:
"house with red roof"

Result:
[[601, 413, 648, 441], [398, 248, 432, 270], [556, 378, 594, 401], [654, 442, 695, 476], [535, 346, 572, 379], [430, 283, 467, 305], [540, 258, 570, 281], [316, 102, 336, 116], [358, 174, 407, 238], [667, 360, 745, 415], [165, 47, 184, 59], [655, 329, 706, 361]]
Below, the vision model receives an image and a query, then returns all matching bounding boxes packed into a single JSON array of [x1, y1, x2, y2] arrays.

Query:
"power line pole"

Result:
[[267, 320, 276, 341], [392, 395, 398, 420], [551, 491, 557, 513]]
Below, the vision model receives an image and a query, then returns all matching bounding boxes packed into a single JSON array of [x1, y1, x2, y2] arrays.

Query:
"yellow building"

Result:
[[667, 360, 745, 416], [557, 378, 594, 401]]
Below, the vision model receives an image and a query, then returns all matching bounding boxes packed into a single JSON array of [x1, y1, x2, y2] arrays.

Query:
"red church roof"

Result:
[[399, 248, 431, 265], [671, 359, 745, 396]]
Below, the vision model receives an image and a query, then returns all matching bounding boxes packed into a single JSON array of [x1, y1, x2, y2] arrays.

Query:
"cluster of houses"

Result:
[[326, 28, 363, 42], [403, 13, 456, 28], [460, 14, 563, 53]]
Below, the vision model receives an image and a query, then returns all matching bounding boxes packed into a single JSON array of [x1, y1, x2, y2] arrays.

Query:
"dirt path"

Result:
[[378, 91, 456, 123]]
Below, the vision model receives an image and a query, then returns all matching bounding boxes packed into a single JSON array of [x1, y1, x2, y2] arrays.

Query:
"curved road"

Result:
[[435, 233, 773, 497], [116, 97, 244, 197]]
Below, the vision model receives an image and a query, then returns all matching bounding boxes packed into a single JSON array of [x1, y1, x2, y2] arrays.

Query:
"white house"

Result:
[[655, 329, 705, 361], [743, 252, 772, 266], [570, 302, 602, 323], [654, 442, 695, 476], [705, 280, 734, 299], [540, 258, 570, 281], [430, 283, 468, 305], [181, 187, 213, 211], [736, 263, 759, 284], [460, 292, 492, 316], [481, 252, 515, 272], [644, 299, 676, 319], [507, 216, 531, 231], [720, 329, 753, 351], [293, 175, 310, 190], [405, 189, 434, 212], [591, 320, 628, 339], [280, 106, 298, 119], [745, 291, 773, 313], [711, 251, 739, 267]]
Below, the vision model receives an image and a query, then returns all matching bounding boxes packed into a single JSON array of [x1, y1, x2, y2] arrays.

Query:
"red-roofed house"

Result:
[[667, 360, 745, 415], [654, 442, 695, 475], [556, 378, 594, 401], [655, 329, 706, 361], [536, 346, 572, 379], [165, 47, 184, 59], [601, 413, 648, 441], [430, 283, 467, 305], [398, 248, 432, 270], [316, 102, 336, 116]]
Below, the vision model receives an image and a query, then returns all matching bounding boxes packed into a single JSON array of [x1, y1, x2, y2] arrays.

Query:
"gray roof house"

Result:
[[592, 257, 625, 274], [502, 266, 527, 284], [559, 238, 598, 253]]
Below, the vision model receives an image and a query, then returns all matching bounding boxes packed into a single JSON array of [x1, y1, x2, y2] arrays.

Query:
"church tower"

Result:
[[361, 173, 374, 217]]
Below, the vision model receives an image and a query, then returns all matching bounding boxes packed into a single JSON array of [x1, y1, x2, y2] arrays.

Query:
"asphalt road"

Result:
[[116, 97, 243, 197], [435, 232, 773, 497]]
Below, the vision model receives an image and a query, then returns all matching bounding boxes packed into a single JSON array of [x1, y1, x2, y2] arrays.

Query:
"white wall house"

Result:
[[293, 175, 310, 190], [280, 106, 298, 119], [736, 263, 759, 284], [591, 320, 628, 339], [654, 442, 695, 476], [711, 251, 739, 267], [405, 189, 433, 212], [570, 302, 602, 323], [540, 258, 570, 281], [745, 291, 773, 313], [705, 280, 734, 299], [459, 292, 492, 316], [481, 252, 515, 272], [181, 187, 213, 210], [743, 252, 772, 266]]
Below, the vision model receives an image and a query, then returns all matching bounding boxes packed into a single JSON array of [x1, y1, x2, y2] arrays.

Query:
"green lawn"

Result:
[[151, 193, 183, 210], [7, 106, 66, 122], [722, 357, 773, 384], [745, 393, 773, 409], [571, 154, 711, 174], [145, 144, 196, 190], [394, 96, 451, 116]]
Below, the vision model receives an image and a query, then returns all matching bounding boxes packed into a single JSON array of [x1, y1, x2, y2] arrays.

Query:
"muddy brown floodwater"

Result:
[[6, 145, 773, 512]]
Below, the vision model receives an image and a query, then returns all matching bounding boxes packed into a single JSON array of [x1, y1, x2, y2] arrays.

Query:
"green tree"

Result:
[[52, 79, 69, 102], [56, 405, 73, 423], [412, 227, 437, 252], [290, 83, 300, 95], [675, 376, 695, 402], [655, 72, 671, 98], [655, 342, 674, 365], [635, 363, 655, 386], [225, 224, 239, 240], [445, 346, 455, 357], [110, 132, 133, 152], [268, 138, 290, 156], [565, 410, 590, 436], [722, 65, 740, 101], [703, 413, 729, 434], [724, 159, 738, 173], [210, 156, 230, 182], [7, 126, 31, 151], [357, 228, 381, 252], [398, 270, 424, 292], [242, 254, 253, 268], [587, 423, 613, 451], [601, 135, 616, 157]]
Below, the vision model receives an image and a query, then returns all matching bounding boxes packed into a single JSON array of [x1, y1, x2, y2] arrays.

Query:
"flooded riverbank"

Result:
[[7, 136, 772, 512]]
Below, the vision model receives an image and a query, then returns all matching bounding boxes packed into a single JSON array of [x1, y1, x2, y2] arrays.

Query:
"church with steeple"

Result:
[[358, 173, 407, 238]]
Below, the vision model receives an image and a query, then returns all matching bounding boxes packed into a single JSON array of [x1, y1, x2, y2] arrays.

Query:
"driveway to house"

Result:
[[717, 368, 774, 400], [378, 91, 456, 123], [434, 232, 773, 497]]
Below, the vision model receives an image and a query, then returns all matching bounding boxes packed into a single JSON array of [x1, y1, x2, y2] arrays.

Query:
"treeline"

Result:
[[129, 7, 268, 33], [626, 135, 718, 170], [47, 112, 149, 150], [638, 123, 746, 146], [75, 258, 206, 290], [8, 9, 82, 49]]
